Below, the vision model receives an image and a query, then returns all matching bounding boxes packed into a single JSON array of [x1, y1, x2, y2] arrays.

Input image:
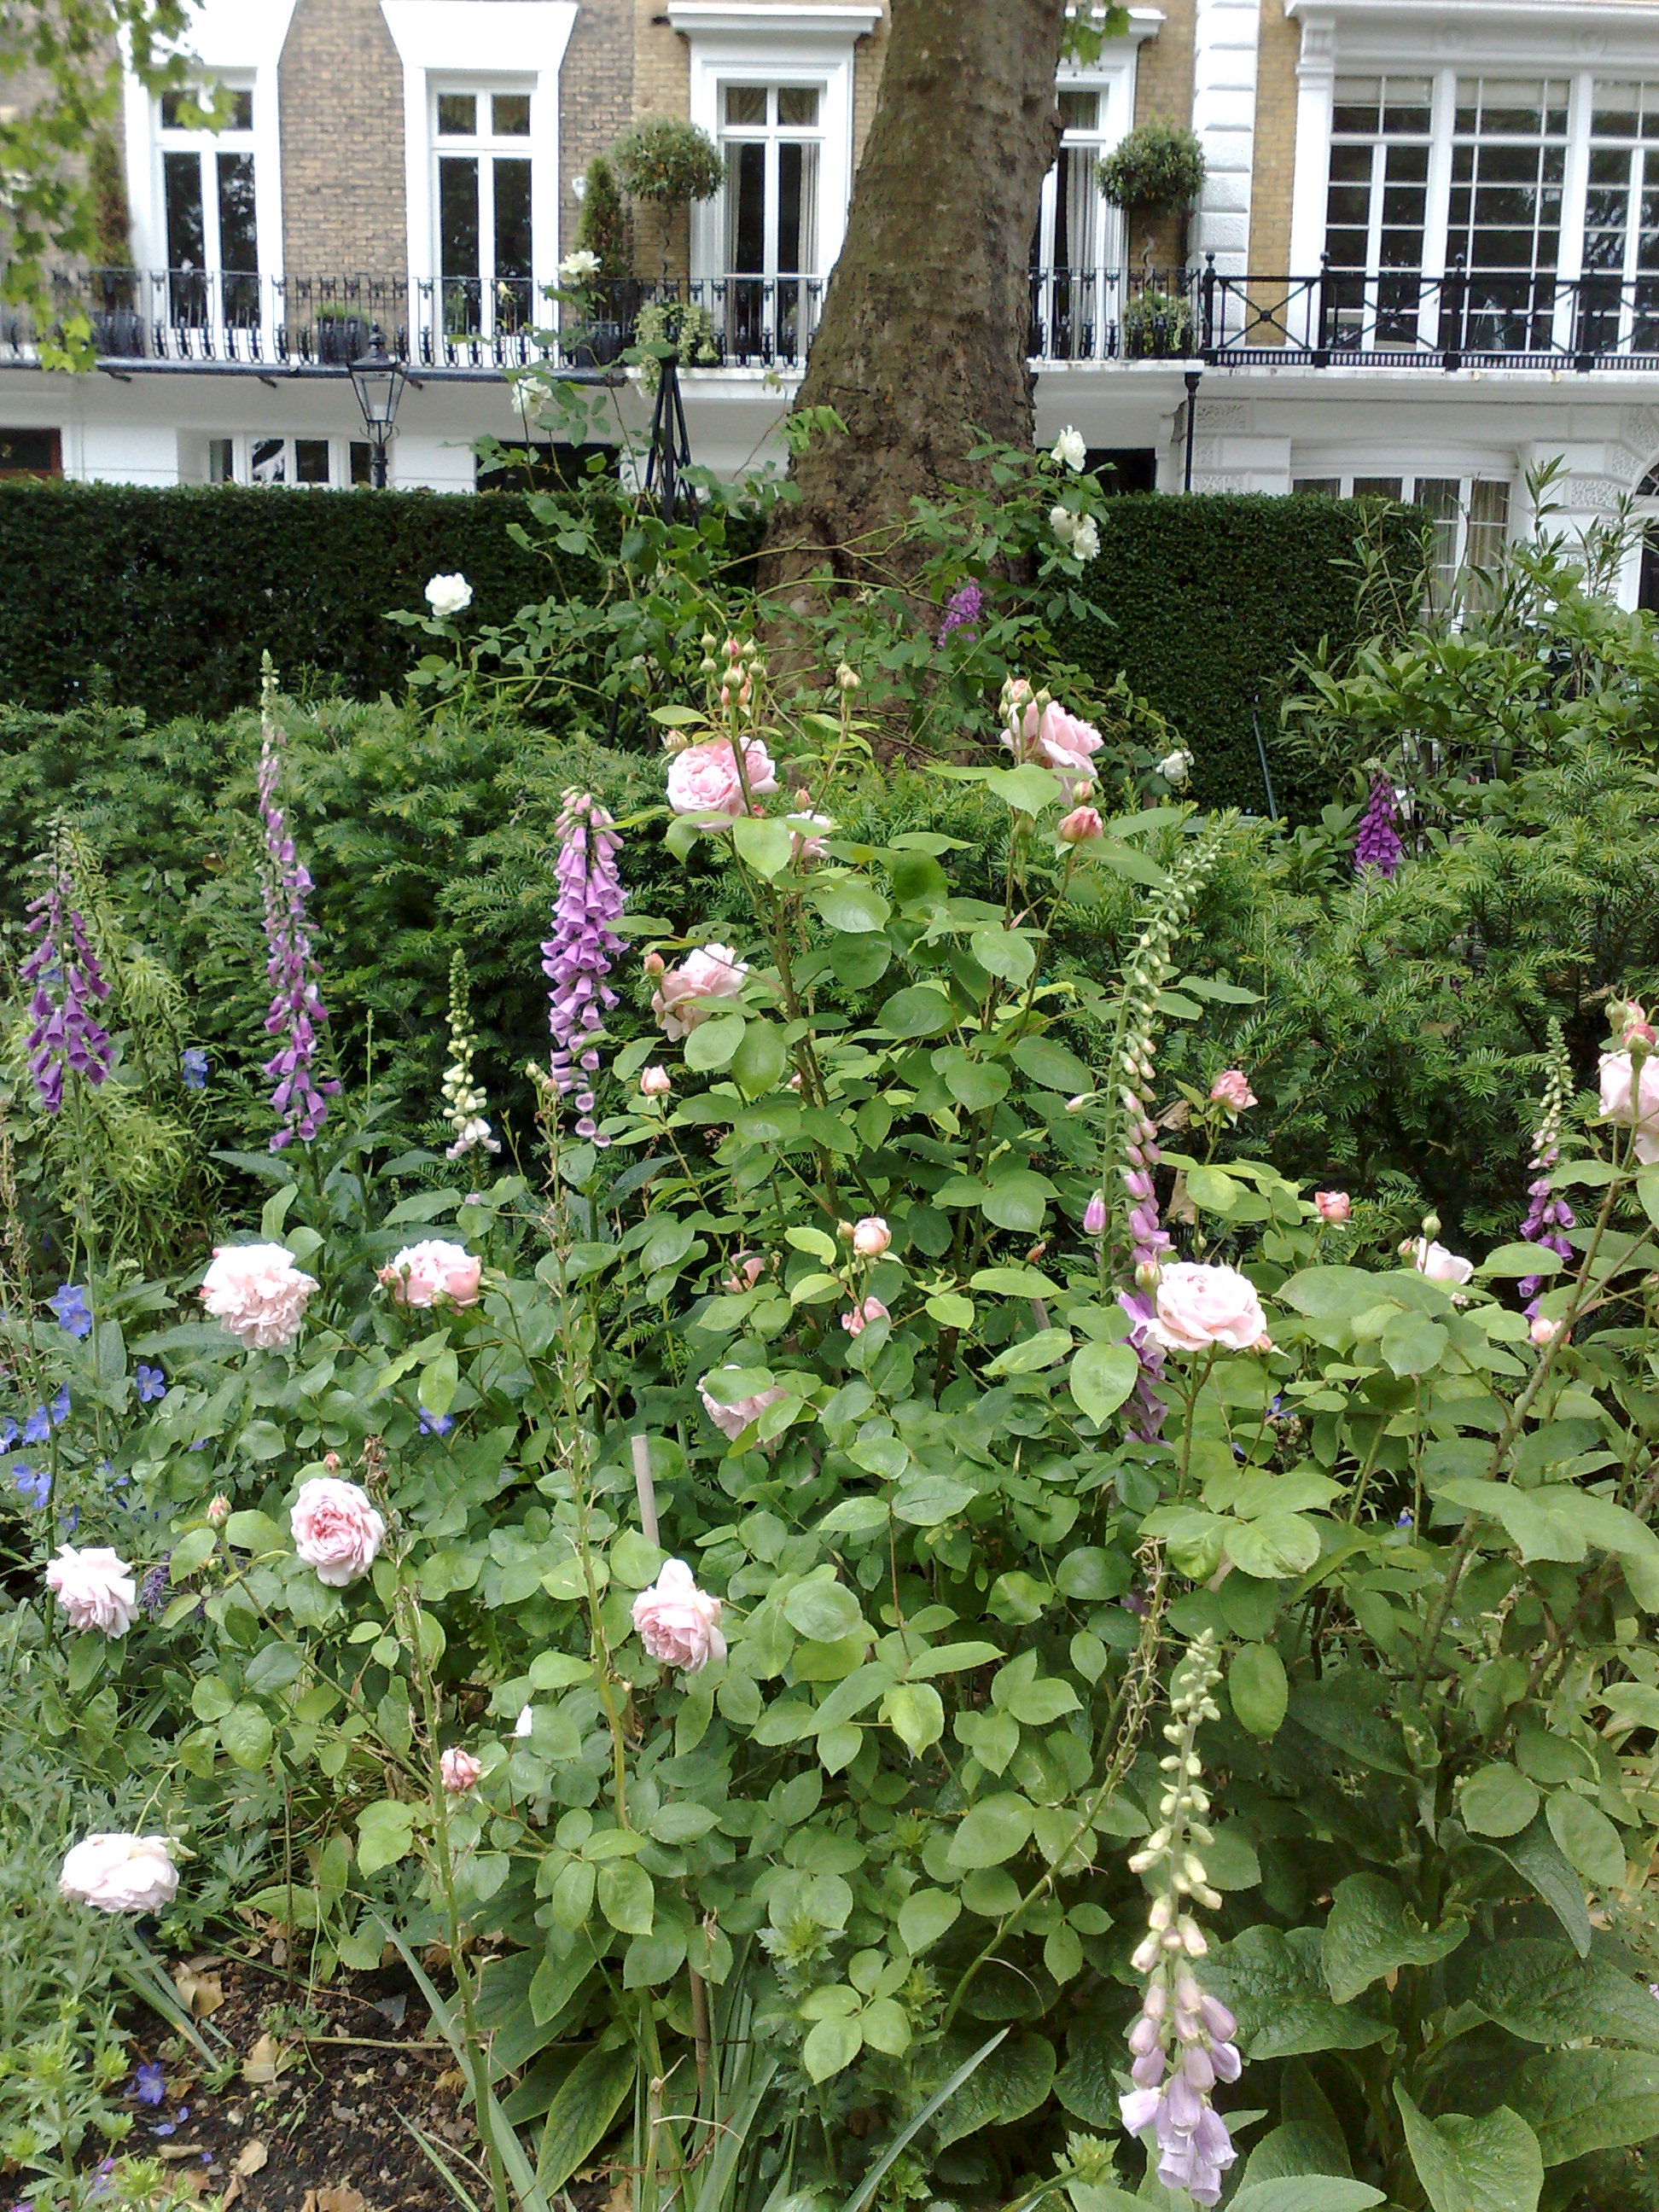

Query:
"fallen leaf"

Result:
[[220, 2181, 243, 2211], [157, 2143, 205, 2162], [604, 2180, 633, 2212], [173, 1965, 225, 2018], [316, 2186, 369, 2212], [370, 1992, 407, 2030], [242, 2034, 288, 2086], [434, 2068, 466, 2098], [235, 2141, 269, 2178]]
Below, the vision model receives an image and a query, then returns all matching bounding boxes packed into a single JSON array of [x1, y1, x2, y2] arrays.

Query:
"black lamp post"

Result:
[[347, 324, 407, 488]]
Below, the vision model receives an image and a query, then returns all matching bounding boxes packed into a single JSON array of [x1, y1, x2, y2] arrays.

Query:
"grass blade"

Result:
[[840, 2029, 1009, 2212], [119, 1929, 224, 2064]]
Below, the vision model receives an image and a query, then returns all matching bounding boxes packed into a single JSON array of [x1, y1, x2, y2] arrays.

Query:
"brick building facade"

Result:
[[4, 0, 1659, 604]]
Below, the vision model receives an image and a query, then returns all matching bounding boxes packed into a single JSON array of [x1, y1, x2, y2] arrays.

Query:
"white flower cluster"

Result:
[[1128, 1631, 1225, 1933], [442, 950, 500, 1161], [1049, 504, 1101, 562], [556, 247, 602, 288]]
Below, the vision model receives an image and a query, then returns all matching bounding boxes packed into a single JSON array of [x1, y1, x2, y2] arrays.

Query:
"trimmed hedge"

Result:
[[1058, 492, 1423, 816], [0, 481, 561, 717]]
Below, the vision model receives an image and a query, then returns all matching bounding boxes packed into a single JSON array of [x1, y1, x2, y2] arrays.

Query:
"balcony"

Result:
[[5, 263, 1659, 378]]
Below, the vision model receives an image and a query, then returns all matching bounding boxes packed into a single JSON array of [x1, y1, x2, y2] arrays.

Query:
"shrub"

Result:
[[1097, 119, 1208, 215], [576, 154, 632, 284], [609, 115, 725, 209]]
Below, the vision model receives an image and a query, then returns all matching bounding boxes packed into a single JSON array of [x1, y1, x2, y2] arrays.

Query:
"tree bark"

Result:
[[760, 0, 1067, 599]]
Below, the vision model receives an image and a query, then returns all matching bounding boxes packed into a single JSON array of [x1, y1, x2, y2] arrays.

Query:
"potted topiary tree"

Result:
[[88, 133, 144, 358], [609, 114, 725, 288], [1097, 119, 1207, 357], [564, 154, 636, 365]]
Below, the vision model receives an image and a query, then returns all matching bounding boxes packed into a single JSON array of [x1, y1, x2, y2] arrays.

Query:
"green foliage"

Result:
[[609, 116, 726, 210], [87, 132, 133, 271], [1097, 120, 1208, 214], [576, 156, 632, 284], [1054, 493, 1425, 817], [0, 483, 561, 718]]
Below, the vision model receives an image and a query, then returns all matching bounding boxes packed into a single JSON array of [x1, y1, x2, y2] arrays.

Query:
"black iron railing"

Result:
[[7, 263, 1659, 373]]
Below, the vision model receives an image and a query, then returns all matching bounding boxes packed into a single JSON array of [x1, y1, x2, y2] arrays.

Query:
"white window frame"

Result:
[[122, 0, 294, 335], [1287, 1, 1659, 301], [428, 81, 540, 340], [379, 2, 576, 346], [206, 433, 373, 488], [668, 3, 881, 294]]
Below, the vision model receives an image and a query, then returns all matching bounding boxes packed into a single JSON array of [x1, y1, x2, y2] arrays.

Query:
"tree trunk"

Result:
[[760, 0, 1067, 600]]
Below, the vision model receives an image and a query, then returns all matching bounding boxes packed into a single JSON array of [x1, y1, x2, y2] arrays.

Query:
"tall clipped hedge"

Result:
[[0, 482, 562, 717], [1058, 492, 1423, 816]]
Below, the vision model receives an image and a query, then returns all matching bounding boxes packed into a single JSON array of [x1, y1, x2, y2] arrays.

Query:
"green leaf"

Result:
[[1230, 1644, 1289, 1739], [1009, 1036, 1092, 1093], [1320, 1873, 1468, 2002], [810, 877, 891, 934], [882, 1682, 945, 1756], [731, 813, 795, 877], [1206, 1924, 1391, 2058], [984, 763, 1065, 814], [1494, 1816, 1592, 1955], [1512, 2048, 1659, 2163], [169, 1527, 219, 1579], [597, 1859, 655, 1936], [218, 1702, 274, 1771], [417, 1347, 457, 1418], [1459, 1764, 1540, 1838], [981, 1169, 1053, 1233], [1394, 2087, 1542, 2212], [1069, 1340, 1139, 1423], [969, 927, 1036, 985], [223, 1511, 283, 1555], [970, 1263, 1062, 1296], [1545, 1790, 1627, 1889], [1186, 1163, 1241, 1213], [1241, 2121, 1353, 2188], [803, 2014, 863, 2082], [932, 2031, 1055, 2150], [1381, 1309, 1447, 1377], [357, 1798, 416, 1876], [1470, 1939, 1659, 2049], [876, 985, 955, 1039], [731, 1020, 789, 1099], [1229, 2188, 1383, 2212], [1478, 1242, 1564, 1278], [784, 1577, 865, 1643], [536, 2044, 637, 2192], [926, 1292, 975, 1330], [948, 1793, 1034, 1868], [985, 1327, 1072, 1376], [897, 1887, 961, 1954], [684, 1012, 746, 1071]]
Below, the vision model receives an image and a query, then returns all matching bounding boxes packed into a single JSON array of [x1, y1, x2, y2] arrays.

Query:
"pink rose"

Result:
[[653, 945, 748, 1041], [1411, 1237, 1474, 1287], [666, 737, 778, 820], [1616, 998, 1656, 1046], [440, 1746, 483, 1793], [1313, 1190, 1351, 1223], [698, 1367, 789, 1441], [200, 1243, 318, 1351], [639, 1065, 672, 1097], [1024, 700, 1103, 780], [632, 1557, 725, 1672], [290, 1476, 386, 1586], [1601, 1049, 1659, 1163], [852, 1217, 890, 1257], [45, 1545, 136, 1636], [60, 1833, 178, 1913], [1530, 1314, 1562, 1347], [841, 1295, 889, 1336], [789, 812, 833, 864], [725, 1253, 765, 1293], [1209, 1070, 1257, 1112], [379, 1239, 480, 1309], [1144, 1261, 1269, 1353], [1057, 804, 1104, 844]]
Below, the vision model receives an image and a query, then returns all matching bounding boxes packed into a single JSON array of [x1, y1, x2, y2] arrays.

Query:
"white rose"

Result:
[[1411, 1237, 1475, 1287], [1071, 515, 1100, 562], [60, 1833, 179, 1914], [1157, 749, 1191, 785], [556, 248, 602, 287], [425, 573, 473, 620], [1051, 425, 1087, 473]]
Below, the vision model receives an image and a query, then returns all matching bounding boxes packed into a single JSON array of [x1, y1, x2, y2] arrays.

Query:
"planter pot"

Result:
[[316, 317, 368, 366]]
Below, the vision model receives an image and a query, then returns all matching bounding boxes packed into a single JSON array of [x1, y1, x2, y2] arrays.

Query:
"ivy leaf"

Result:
[[1320, 1873, 1468, 2002], [1394, 2086, 1542, 2212]]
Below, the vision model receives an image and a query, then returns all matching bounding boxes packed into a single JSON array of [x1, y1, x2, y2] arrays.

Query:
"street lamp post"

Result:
[[347, 324, 408, 488]]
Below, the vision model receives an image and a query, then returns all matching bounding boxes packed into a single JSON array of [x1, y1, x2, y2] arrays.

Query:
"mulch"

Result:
[[119, 1949, 474, 2212]]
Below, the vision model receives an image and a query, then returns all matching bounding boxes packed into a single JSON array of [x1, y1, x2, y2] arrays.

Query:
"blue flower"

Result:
[[134, 1365, 167, 1405], [12, 1464, 49, 1508], [418, 1411, 454, 1438], [1396, 1510, 1414, 1529], [49, 1284, 92, 1339], [59, 1506, 79, 1536], [0, 1420, 15, 1453], [132, 2064, 165, 2107], [20, 1407, 49, 1447], [49, 1386, 69, 1425], [181, 1048, 209, 1091]]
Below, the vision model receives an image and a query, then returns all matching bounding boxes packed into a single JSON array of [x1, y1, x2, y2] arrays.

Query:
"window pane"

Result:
[[1466, 478, 1510, 567], [295, 439, 330, 484], [494, 154, 533, 277], [1057, 89, 1097, 132], [160, 90, 188, 128], [164, 151, 205, 270], [226, 89, 253, 130], [251, 437, 286, 485], [492, 93, 531, 137], [439, 155, 480, 279], [778, 85, 819, 126], [728, 140, 765, 272], [207, 437, 234, 483], [1352, 476, 1403, 498], [218, 153, 258, 272], [778, 139, 819, 272], [437, 93, 476, 137], [1292, 478, 1341, 496], [725, 84, 766, 125], [350, 441, 373, 486]]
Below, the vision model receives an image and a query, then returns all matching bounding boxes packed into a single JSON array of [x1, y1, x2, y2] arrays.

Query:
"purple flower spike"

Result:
[[542, 793, 626, 1147], [256, 674, 339, 1150], [20, 857, 112, 1115], [938, 581, 985, 645], [1353, 776, 1403, 879]]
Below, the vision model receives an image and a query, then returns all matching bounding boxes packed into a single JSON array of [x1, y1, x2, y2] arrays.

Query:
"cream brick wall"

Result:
[[562, 0, 633, 260], [1132, 0, 1196, 267], [279, 0, 406, 279], [1247, 0, 1297, 276]]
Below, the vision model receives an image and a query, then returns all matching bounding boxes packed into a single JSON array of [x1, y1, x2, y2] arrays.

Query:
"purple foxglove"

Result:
[[937, 581, 984, 644], [1353, 775, 1403, 878], [256, 676, 338, 1149], [20, 855, 111, 1115], [542, 793, 626, 1145]]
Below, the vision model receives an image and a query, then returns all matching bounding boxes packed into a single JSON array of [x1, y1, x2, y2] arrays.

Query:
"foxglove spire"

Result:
[[1353, 776, 1403, 879], [20, 841, 111, 1115], [256, 661, 338, 1149], [542, 792, 626, 1145]]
